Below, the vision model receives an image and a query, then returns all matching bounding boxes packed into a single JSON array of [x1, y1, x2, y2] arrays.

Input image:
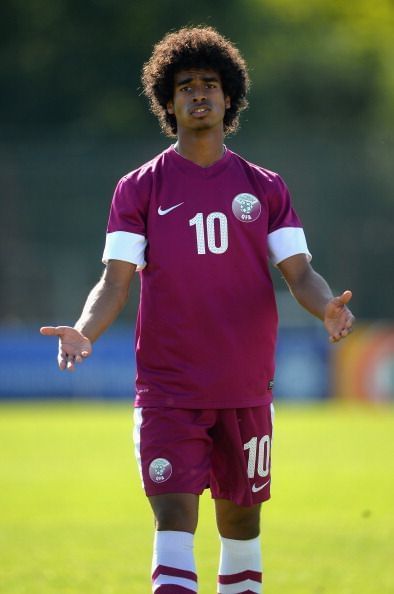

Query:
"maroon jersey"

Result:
[[103, 146, 311, 408]]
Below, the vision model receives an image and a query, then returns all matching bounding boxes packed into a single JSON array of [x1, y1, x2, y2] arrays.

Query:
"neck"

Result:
[[174, 128, 226, 168]]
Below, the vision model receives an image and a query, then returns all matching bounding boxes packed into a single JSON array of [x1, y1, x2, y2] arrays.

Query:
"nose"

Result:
[[192, 84, 207, 102], [192, 94, 207, 103]]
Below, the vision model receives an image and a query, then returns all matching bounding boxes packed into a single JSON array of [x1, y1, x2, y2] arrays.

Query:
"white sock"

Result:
[[151, 530, 197, 593], [217, 536, 262, 594]]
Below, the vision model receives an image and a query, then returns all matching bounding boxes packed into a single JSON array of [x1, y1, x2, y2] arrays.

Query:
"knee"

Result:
[[154, 503, 188, 531], [149, 494, 198, 533], [224, 513, 260, 540], [217, 502, 261, 540]]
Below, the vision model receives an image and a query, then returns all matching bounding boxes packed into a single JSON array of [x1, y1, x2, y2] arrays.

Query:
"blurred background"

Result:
[[1, 0, 393, 402]]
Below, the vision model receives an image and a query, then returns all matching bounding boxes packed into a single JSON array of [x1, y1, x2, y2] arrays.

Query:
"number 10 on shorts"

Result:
[[243, 435, 271, 478]]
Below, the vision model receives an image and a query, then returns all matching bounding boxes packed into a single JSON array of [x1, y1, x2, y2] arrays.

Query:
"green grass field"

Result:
[[1, 401, 393, 594]]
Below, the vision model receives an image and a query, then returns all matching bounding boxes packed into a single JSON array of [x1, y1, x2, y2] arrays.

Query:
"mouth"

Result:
[[190, 104, 211, 117]]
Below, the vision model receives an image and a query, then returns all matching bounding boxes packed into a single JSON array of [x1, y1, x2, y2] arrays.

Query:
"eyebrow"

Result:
[[176, 75, 220, 87]]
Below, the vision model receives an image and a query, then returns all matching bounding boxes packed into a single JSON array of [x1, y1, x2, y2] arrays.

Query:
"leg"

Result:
[[149, 492, 199, 533], [215, 498, 261, 540], [215, 499, 263, 594], [149, 493, 199, 593], [133, 407, 215, 592], [210, 406, 273, 593]]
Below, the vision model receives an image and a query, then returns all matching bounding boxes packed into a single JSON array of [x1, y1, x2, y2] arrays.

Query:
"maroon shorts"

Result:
[[133, 405, 274, 507]]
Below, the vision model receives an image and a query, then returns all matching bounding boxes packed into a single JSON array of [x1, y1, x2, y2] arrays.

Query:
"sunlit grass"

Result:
[[0, 401, 393, 593]]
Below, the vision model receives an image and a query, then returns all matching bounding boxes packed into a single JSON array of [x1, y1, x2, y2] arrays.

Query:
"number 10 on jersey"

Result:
[[189, 212, 228, 255], [244, 435, 271, 479]]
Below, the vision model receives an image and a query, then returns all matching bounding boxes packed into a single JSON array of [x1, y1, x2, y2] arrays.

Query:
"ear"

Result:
[[225, 96, 231, 110], [167, 100, 174, 115]]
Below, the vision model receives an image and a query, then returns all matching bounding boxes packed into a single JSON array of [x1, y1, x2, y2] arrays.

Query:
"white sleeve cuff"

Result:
[[268, 227, 312, 266], [102, 231, 147, 269]]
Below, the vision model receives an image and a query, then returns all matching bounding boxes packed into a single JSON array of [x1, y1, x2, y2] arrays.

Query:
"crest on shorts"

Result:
[[232, 193, 261, 222], [149, 458, 173, 483]]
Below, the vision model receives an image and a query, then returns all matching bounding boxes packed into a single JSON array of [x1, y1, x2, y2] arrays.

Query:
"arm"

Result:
[[40, 260, 136, 370], [277, 254, 355, 343]]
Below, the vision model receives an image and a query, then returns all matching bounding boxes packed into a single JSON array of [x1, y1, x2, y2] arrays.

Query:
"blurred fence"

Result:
[[1, 137, 393, 403], [1, 132, 393, 325], [0, 323, 392, 401]]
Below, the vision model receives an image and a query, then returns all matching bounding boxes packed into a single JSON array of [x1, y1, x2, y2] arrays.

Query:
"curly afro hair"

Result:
[[141, 26, 250, 137]]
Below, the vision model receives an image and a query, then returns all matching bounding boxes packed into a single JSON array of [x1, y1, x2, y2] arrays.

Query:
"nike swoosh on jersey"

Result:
[[251, 479, 271, 493], [158, 202, 184, 215]]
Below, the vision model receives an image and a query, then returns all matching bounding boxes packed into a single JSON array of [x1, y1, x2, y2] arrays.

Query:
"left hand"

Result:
[[40, 325, 92, 371], [324, 290, 355, 343]]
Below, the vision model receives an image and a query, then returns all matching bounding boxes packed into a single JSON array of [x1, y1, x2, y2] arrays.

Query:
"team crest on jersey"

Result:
[[149, 458, 173, 483], [232, 193, 261, 222]]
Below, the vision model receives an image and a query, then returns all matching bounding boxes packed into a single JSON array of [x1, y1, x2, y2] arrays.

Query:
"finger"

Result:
[[341, 324, 354, 336], [66, 356, 76, 372], [329, 327, 344, 342], [40, 326, 62, 336], [40, 325, 74, 336], [329, 325, 353, 343], [344, 318, 354, 329], [58, 351, 67, 370], [338, 290, 352, 305], [58, 345, 76, 370], [74, 350, 90, 364]]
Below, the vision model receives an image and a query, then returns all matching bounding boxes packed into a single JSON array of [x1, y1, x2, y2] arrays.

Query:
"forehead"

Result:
[[173, 68, 221, 85]]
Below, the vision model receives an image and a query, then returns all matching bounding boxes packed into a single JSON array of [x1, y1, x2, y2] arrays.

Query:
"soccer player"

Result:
[[41, 26, 354, 594]]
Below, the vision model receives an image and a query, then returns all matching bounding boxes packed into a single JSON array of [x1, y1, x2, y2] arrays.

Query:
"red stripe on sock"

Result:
[[218, 591, 260, 594], [218, 570, 262, 584], [152, 564, 197, 583], [155, 586, 196, 593]]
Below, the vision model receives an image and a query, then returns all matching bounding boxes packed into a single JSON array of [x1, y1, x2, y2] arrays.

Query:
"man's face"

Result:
[[166, 68, 231, 133]]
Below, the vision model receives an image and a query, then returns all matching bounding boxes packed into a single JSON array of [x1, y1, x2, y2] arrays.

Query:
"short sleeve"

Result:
[[267, 175, 312, 266], [102, 175, 148, 268]]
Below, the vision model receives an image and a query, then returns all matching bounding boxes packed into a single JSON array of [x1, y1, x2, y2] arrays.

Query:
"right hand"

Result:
[[324, 290, 355, 343], [40, 326, 92, 371]]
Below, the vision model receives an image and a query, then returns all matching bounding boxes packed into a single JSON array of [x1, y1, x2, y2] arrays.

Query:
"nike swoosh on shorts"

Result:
[[158, 202, 184, 215], [251, 479, 271, 493]]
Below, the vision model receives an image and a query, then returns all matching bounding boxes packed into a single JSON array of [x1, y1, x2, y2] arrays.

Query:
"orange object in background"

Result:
[[333, 324, 394, 402]]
